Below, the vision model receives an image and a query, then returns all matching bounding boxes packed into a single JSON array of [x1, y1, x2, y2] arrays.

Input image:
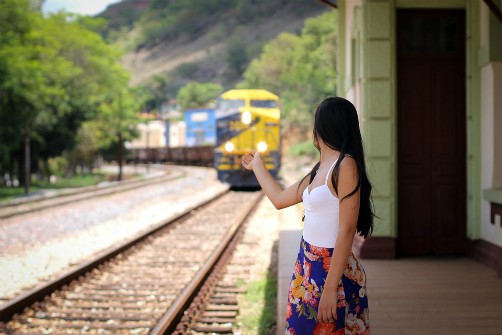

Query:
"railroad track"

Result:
[[170, 204, 256, 335], [0, 166, 184, 220], [0, 190, 262, 334]]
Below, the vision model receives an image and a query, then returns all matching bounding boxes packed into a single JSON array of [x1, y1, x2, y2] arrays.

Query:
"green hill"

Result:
[[98, 0, 149, 34], [98, 0, 329, 87]]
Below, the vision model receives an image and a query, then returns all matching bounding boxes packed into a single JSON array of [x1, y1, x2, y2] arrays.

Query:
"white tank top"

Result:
[[302, 157, 340, 248]]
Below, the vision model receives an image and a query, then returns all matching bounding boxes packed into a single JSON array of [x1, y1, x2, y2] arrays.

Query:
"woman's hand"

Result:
[[317, 285, 338, 324], [241, 150, 263, 171]]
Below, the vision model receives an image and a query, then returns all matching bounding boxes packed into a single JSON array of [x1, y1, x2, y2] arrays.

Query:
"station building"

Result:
[[331, 0, 502, 275]]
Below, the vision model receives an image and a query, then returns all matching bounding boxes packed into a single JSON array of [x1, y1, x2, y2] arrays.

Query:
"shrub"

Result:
[[47, 156, 69, 177], [290, 140, 318, 157]]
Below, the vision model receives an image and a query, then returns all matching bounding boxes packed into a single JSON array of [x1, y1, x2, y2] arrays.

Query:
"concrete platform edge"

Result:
[[277, 229, 302, 335]]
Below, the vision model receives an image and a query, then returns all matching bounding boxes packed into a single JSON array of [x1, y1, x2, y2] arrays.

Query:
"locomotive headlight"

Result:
[[224, 142, 235, 152], [257, 141, 268, 153], [241, 111, 252, 125]]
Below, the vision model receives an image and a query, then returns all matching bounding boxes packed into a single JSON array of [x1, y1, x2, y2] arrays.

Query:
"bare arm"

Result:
[[241, 151, 310, 209], [317, 156, 360, 323]]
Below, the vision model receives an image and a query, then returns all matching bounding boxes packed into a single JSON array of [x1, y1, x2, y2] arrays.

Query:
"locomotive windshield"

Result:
[[216, 99, 245, 110], [250, 100, 277, 108]]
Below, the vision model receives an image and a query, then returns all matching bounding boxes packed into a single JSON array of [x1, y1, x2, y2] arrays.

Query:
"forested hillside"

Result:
[[94, 0, 337, 128], [98, 0, 149, 36], [98, 0, 329, 88], [239, 10, 338, 124]]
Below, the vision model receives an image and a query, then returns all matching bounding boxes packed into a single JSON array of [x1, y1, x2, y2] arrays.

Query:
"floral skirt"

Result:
[[285, 236, 370, 335]]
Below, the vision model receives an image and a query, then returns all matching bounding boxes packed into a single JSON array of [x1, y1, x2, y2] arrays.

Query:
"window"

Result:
[[216, 99, 245, 110], [191, 112, 208, 122], [250, 100, 277, 108]]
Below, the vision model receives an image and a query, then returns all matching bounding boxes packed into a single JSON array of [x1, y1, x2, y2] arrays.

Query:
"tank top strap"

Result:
[[324, 158, 339, 184]]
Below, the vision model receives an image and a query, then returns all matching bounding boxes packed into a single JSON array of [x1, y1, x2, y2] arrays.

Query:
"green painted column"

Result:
[[360, 0, 397, 238], [466, 0, 482, 240]]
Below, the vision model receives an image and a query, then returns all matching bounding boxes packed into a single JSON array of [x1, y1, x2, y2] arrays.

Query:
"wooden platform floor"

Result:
[[362, 255, 502, 335]]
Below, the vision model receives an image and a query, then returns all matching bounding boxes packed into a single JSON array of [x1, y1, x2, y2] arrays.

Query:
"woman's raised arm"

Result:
[[241, 151, 309, 209]]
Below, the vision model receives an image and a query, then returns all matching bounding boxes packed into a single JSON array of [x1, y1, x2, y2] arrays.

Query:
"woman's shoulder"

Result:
[[339, 153, 356, 165], [338, 154, 359, 177]]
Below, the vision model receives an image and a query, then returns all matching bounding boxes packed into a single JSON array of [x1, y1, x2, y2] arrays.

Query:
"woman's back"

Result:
[[302, 157, 341, 248]]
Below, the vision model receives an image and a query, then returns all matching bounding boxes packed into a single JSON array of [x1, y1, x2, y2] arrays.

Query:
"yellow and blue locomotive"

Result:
[[214, 89, 281, 187]]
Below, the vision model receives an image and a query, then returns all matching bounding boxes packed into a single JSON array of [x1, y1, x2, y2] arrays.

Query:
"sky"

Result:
[[43, 0, 122, 16]]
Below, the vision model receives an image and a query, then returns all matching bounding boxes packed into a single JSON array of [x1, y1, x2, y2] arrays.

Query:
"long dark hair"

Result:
[[299, 97, 377, 239]]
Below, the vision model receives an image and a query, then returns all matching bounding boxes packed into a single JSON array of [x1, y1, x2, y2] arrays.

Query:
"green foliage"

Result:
[[176, 82, 223, 110], [74, 15, 110, 35], [139, 74, 178, 113], [226, 37, 249, 76], [239, 10, 338, 124], [175, 63, 199, 79], [98, 0, 330, 110], [0, 173, 108, 203], [0, 187, 42, 203], [72, 122, 104, 169], [129, 0, 315, 49], [0, 0, 33, 41], [34, 172, 107, 189], [238, 274, 277, 335], [290, 140, 320, 158], [92, 87, 143, 150], [33, 173, 106, 189], [47, 156, 69, 177], [139, 0, 233, 46], [98, 0, 146, 39], [0, 0, 137, 185]]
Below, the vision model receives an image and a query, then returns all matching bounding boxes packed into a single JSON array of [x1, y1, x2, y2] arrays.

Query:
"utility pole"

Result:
[[23, 121, 30, 194], [146, 121, 150, 174], [118, 130, 123, 181], [117, 93, 124, 182]]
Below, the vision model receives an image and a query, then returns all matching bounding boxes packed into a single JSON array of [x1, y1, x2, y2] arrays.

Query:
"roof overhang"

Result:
[[483, 0, 502, 24], [318, 0, 337, 9]]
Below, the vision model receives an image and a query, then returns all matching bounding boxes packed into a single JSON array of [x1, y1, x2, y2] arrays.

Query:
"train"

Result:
[[214, 89, 281, 187], [125, 146, 214, 166], [125, 89, 282, 187]]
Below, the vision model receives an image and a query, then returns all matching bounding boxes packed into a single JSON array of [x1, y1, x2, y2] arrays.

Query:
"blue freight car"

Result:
[[184, 108, 216, 147]]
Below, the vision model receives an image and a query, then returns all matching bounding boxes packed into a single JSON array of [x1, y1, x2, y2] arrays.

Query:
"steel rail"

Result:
[[149, 191, 263, 335], [0, 186, 229, 322], [0, 169, 185, 220], [0, 164, 168, 209]]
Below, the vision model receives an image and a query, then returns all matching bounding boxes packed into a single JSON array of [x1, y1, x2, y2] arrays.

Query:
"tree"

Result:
[[92, 87, 142, 181], [142, 74, 175, 114], [0, 0, 63, 193], [72, 122, 103, 173], [176, 82, 223, 110], [226, 37, 248, 76], [239, 32, 301, 93], [0, 0, 135, 192], [238, 10, 337, 125]]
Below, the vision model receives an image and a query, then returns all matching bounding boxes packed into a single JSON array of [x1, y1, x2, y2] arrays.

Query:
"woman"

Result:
[[241, 97, 374, 334]]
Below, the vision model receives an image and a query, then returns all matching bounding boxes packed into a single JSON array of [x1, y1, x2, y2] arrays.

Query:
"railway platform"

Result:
[[277, 228, 502, 335], [276, 161, 502, 335]]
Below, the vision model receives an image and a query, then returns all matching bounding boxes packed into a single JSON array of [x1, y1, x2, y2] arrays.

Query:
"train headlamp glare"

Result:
[[241, 111, 252, 125], [257, 141, 268, 153], [224, 142, 235, 152]]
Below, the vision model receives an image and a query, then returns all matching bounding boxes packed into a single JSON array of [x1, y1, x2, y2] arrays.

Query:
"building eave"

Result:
[[318, 0, 337, 9]]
